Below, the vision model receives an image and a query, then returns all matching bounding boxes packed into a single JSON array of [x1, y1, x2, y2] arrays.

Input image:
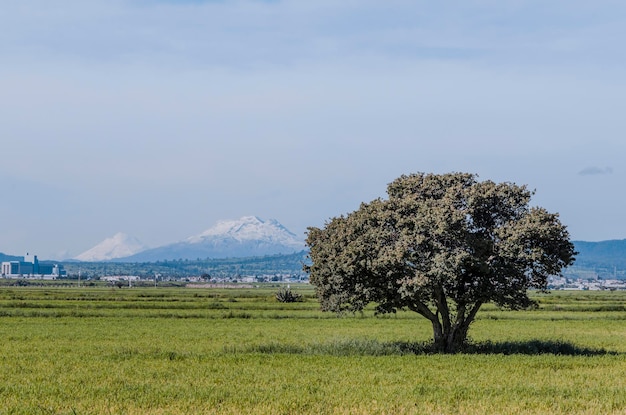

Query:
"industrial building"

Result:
[[1, 253, 65, 279]]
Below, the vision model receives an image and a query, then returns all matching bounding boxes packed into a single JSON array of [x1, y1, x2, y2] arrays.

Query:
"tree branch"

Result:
[[434, 286, 451, 334], [408, 300, 437, 323]]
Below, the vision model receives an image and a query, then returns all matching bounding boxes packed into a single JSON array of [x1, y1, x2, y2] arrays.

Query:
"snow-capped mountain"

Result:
[[116, 216, 305, 262], [74, 233, 148, 262], [186, 216, 302, 246]]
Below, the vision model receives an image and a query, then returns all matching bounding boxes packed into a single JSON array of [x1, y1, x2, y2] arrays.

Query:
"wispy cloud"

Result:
[[579, 166, 614, 176], [3, 1, 626, 69]]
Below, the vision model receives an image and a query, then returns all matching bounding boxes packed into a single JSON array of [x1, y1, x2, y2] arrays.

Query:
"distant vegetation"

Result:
[[59, 251, 309, 279]]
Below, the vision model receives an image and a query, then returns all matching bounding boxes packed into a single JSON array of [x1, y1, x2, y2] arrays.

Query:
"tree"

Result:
[[305, 173, 576, 353]]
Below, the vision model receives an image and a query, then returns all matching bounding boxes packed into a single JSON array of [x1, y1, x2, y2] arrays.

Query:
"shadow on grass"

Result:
[[236, 339, 618, 356], [460, 340, 618, 356]]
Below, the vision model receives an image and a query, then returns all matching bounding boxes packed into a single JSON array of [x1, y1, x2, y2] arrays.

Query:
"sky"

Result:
[[2, 0, 626, 259]]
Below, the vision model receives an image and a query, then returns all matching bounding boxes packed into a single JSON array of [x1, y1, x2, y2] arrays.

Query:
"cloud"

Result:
[[578, 166, 614, 176], [4, 0, 626, 70]]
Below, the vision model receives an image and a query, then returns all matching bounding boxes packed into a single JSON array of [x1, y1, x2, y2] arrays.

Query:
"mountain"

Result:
[[116, 216, 305, 262], [0, 252, 22, 262], [572, 239, 626, 271], [74, 233, 148, 262]]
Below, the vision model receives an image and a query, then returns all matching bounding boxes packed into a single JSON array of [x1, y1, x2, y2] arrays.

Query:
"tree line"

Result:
[[60, 251, 309, 279]]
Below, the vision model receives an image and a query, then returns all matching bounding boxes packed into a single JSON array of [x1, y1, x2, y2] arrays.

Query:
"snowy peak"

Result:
[[188, 216, 299, 244], [75, 232, 148, 262], [117, 217, 304, 262]]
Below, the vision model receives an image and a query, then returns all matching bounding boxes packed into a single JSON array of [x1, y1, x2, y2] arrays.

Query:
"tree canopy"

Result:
[[305, 172, 576, 353]]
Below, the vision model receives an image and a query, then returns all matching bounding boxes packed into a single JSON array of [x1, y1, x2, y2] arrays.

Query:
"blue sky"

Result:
[[2, 0, 626, 259]]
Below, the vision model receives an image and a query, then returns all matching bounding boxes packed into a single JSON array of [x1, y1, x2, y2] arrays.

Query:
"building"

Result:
[[1, 253, 66, 279]]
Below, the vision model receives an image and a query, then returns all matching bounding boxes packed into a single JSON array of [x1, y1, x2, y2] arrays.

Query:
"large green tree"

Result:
[[305, 173, 576, 353]]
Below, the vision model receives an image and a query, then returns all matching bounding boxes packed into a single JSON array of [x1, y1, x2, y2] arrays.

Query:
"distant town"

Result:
[[548, 275, 626, 291], [3, 252, 626, 291]]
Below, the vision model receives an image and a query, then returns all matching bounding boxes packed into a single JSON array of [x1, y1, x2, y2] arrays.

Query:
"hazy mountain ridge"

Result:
[[0, 253, 23, 262], [61, 251, 310, 279], [571, 239, 626, 270], [74, 233, 148, 262], [79, 216, 306, 263]]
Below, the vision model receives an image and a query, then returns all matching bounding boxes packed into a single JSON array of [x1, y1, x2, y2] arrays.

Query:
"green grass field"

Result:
[[0, 285, 624, 414]]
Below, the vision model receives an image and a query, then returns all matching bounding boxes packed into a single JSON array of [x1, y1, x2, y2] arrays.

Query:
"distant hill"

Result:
[[74, 233, 148, 262], [572, 239, 626, 271], [71, 216, 305, 263], [61, 251, 310, 279], [0, 253, 22, 262], [116, 216, 305, 262]]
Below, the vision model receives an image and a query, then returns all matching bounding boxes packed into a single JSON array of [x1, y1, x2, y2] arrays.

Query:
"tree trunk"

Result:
[[446, 324, 470, 353], [432, 322, 467, 353], [431, 319, 445, 350], [431, 302, 482, 353]]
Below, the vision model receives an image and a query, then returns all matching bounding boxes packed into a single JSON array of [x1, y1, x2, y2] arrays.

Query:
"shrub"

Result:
[[275, 286, 303, 303]]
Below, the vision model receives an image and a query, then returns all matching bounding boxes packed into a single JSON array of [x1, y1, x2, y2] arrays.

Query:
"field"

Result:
[[0, 285, 625, 414]]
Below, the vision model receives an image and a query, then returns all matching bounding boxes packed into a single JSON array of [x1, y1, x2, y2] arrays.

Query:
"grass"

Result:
[[0, 286, 624, 414]]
